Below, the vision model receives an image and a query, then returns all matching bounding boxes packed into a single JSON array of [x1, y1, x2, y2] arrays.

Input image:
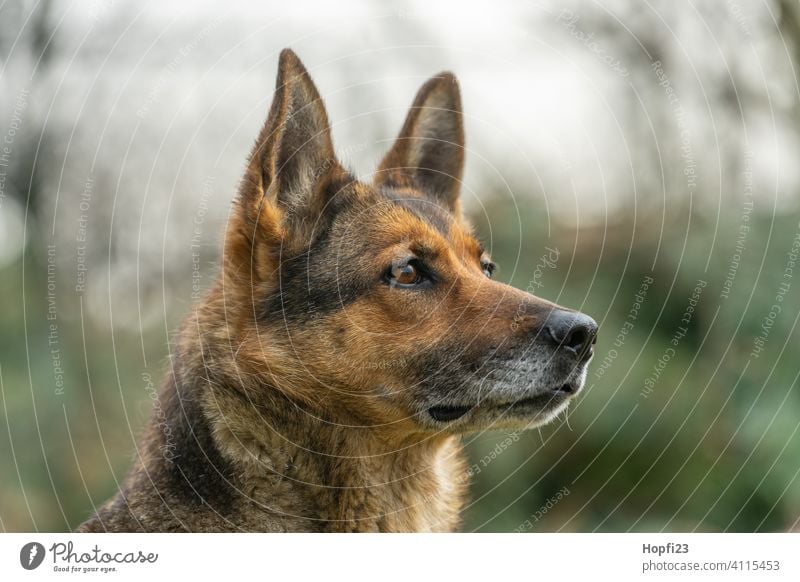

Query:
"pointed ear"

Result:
[[240, 49, 340, 237], [226, 49, 341, 290], [376, 72, 465, 214]]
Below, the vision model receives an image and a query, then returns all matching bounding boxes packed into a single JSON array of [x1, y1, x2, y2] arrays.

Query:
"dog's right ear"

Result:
[[376, 72, 465, 216]]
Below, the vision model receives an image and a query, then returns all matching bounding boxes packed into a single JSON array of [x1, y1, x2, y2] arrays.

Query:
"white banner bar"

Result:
[[1, 534, 798, 581]]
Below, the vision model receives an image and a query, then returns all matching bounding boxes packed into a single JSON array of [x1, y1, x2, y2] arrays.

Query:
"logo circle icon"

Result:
[[20, 542, 45, 570]]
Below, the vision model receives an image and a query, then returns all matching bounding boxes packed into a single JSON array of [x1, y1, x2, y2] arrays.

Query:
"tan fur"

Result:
[[79, 49, 595, 533]]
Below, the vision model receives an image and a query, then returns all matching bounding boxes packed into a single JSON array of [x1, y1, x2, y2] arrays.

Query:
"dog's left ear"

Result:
[[237, 49, 342, 249], [259, 49, 340, 219], [376, 72, 465, 214], [226, 49, 342, 290]]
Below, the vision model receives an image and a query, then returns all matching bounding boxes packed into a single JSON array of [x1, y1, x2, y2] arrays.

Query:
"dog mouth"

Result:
[[428, 404, 474, 422], [427, 382, 578, 423]]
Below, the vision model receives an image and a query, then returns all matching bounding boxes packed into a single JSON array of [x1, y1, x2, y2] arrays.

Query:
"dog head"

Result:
[[221, 49, 597, 435]]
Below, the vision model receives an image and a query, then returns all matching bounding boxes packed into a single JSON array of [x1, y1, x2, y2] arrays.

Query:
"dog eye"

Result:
[[481, 261, 496, 279], [386, 260, 431, 289], [391, 263, 421, 286]]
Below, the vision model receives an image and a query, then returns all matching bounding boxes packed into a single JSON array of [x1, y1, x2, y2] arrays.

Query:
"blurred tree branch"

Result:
[[779, 0, 800, 118]]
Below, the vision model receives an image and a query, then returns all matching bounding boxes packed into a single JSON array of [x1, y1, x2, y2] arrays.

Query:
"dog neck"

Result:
[[205, 380, 468, 532], [172, 319, 469, 532]]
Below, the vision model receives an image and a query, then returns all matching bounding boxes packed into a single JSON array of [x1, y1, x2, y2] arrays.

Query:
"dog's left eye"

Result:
[[386, 260, 432, 289], [481, 261, 496, 279], [393, 263, 420, 285]]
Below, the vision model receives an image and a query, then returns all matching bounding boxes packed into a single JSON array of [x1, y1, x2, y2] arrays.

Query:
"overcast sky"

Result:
[[1, 0, 798, 324]]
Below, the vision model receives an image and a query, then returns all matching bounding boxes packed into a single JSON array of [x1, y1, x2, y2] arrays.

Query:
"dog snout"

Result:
[[543, 310, 598, 359]]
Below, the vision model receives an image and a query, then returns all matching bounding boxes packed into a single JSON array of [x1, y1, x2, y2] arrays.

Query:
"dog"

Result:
[[78, 49, 597, 532]]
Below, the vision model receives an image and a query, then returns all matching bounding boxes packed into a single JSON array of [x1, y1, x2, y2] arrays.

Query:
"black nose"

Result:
[[544, 310, 598, 358]]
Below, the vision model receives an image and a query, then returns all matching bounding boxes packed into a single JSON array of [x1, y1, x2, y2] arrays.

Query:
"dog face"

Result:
[[223, 49, 597, 435]]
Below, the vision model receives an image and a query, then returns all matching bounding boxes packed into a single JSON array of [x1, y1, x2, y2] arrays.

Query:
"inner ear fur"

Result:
[[225, 49, 343, 288], [243, 48, 344, 237], [376, 72, 465, 215]]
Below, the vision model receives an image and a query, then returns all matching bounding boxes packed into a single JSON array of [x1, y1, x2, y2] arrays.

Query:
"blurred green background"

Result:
[[2, 0, 800, 532]]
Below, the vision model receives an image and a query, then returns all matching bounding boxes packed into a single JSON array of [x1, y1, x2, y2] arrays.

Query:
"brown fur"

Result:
[[79, 49, 596, 532]]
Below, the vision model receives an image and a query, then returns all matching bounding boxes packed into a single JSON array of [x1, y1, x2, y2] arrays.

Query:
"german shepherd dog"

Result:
[[79, 49, 597, 532]]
